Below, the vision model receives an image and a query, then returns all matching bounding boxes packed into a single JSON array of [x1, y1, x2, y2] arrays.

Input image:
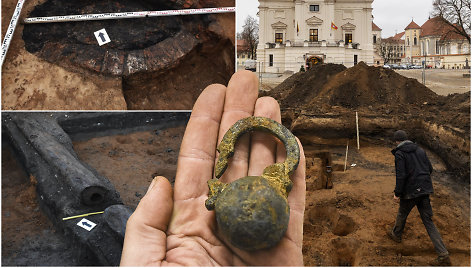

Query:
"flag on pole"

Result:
[[331, 22, 338, 30]]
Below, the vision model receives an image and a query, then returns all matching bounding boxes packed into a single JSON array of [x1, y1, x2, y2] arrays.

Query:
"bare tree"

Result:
[[241, 15, 259, 59], [432, 0, 471, 43], [379, 42, 395, 64]]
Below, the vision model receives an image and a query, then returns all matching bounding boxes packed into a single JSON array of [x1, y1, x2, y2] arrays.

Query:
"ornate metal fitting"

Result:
[[205, 116, 300, 250]]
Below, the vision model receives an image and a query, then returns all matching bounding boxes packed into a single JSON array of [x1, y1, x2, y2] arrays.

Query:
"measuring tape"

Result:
[[1, 0, 25, 66], [24, 6, 236, 24]]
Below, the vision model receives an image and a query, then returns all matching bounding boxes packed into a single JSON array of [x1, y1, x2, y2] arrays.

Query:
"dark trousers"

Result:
[[393, 195, 449, 256]]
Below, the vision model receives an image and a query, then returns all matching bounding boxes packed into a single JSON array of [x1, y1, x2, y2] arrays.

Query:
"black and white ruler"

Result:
[[23, 6, 236, 24], [1, 0, 25, 66]]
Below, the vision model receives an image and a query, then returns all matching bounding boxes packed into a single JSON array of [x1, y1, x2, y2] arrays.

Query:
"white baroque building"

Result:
[[257, 0, 375, 73]]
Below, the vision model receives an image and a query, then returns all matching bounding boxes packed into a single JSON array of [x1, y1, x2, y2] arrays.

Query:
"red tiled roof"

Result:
[[372, 22, 382, 31], [237, 39, 249, 52], [405, 20, 421, 30], [420, 17, 468, 41], [383, 36, 404, 44], [393, 32, 405, 40]]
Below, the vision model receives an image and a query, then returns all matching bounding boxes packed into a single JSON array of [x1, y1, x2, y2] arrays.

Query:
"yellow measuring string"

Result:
[[62, 211, 104, 221]]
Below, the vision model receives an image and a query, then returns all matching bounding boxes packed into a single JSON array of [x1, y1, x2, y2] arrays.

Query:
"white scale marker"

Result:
[[77, 218, 97, 231], [94, 28, 111, 46]]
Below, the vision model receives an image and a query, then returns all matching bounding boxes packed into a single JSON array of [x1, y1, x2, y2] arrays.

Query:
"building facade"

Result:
[[257, 0, 375, 73], [381, 32, 405, 64], [381, 17, 470, 69], [237, 39, 253, 69], [372, 22, 383, 65], [412, 17, 470, 69]]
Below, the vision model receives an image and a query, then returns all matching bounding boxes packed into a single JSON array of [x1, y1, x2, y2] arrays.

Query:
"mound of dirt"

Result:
[[270, 62, 440, 111], [312, 62, 439, 109], [267, 63, 347, 108]]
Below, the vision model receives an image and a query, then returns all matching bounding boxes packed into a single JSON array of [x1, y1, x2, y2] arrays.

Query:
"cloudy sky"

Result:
[[236, 0, 434, 38]]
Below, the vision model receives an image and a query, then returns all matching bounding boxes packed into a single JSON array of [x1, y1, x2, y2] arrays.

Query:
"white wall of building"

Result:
[[257, 0, 375, 73]]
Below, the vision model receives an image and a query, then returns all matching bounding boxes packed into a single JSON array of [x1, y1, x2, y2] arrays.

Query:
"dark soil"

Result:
[[23, 1, 182, 52], [264, 63, 347, 108], [314, 62, 438, 109]]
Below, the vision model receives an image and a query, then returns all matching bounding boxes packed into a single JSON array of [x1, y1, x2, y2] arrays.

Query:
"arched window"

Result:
[[414, 37, 417, 46]]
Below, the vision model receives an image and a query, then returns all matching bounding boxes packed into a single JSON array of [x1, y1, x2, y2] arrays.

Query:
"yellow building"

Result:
[[404, 20, 422, 63]]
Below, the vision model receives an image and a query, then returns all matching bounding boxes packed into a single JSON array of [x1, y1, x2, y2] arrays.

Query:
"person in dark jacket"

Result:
[[387, 130, 451, 266]]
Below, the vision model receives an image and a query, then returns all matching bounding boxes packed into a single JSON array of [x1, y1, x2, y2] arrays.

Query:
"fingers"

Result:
[[174, 84, 226, 201], [283, 138, 306, 248], [121, 177, 174, 266], [248, 97, 281, 176], [217, 70, 259, 183]]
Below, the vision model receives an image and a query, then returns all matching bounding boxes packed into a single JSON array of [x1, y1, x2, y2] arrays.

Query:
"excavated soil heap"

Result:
[[267, 63, 347, 108], [270, 62, 439, 112], [267, 62, 469, 132], [310, 62, 438, 109]]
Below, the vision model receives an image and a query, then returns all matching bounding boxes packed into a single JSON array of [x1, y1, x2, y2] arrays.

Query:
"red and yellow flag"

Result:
[[331, 22, 338, 30]]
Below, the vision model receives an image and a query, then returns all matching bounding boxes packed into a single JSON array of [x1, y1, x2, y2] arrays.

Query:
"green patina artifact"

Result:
[[205, 116, 300, 251]]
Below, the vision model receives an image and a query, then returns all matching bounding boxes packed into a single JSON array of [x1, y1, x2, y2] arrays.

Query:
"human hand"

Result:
[[120, 70, 306, 266], [393, 193, 400, 202]]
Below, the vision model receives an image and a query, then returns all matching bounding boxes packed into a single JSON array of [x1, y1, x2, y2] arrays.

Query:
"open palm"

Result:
[[121, 71, 306, 266]]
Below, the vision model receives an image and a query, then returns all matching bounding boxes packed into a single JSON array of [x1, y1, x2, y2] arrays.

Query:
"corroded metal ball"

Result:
[[213, 176, 290, 251]]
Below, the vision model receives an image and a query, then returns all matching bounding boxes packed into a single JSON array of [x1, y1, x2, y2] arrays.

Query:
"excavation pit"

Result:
[[9, 0, 235, 110], [23, 0, 219, 76]]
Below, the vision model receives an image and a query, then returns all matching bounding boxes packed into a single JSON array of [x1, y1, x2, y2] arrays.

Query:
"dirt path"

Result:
[[396, 69, 470, 96]]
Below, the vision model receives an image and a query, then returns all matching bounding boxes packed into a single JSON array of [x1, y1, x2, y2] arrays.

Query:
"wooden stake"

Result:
[[356, 111, 360, 150], [344, 140, 349, 172]]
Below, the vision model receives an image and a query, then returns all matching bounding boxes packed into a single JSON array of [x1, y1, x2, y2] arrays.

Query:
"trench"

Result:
[[298, 124, 470, 266], [21, 0, 235, 110], [283, 111, 470, 183]]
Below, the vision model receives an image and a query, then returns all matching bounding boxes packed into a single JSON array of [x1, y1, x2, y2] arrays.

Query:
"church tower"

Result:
[[404, 20, 422, 63]]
